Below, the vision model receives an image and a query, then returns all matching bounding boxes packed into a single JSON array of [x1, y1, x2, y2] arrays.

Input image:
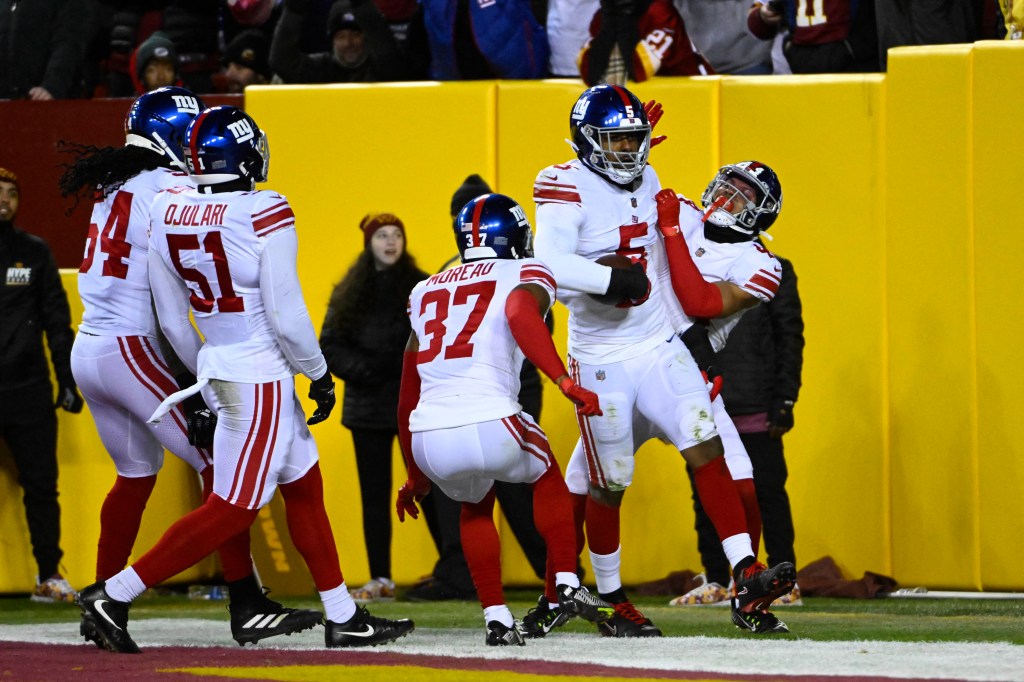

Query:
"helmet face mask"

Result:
[[453, 193, 534, 262], [570, 85, 650, 185], [185, 106, 270, 187], [701, 161, 782, 238], [124, 86, 206, 171]]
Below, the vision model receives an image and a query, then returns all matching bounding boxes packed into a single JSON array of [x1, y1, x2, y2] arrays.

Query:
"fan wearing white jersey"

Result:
[[654, 161, 794, 633], [58, 87, 320, 648], [530, 84, 793, 638], [394, 193, 613, 646], [76, 106, 414, 655]]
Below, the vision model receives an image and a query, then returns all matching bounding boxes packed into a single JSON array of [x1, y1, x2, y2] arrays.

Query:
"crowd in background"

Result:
[[0, 0, 1015, 101]]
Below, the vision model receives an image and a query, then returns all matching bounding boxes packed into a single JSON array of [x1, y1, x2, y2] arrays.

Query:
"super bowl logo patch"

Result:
[[595, 370, 606, 381], [6, 266, 30, 286]]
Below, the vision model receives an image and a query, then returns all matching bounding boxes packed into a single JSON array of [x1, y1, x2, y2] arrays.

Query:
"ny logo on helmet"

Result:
[[571, 99, 591, 121], [227, 119, 255, 143], [171, 95, 200, 114], [509, 204, 528, 226]]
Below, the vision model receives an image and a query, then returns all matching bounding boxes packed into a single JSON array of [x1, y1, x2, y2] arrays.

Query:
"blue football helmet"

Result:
[[569, 84, 651, 185], [453, 193, 534, 262], [701, 161, 783, 238], [184, 106, 269, 187], [124, 86, 206, 171]]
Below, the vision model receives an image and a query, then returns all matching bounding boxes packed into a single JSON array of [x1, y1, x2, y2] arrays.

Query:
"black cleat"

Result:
[[732, 605, 790, 634], [556, 583, 614, 624], [325, 606, 414, 648], [734, 561, 796, 613], [596, 601, 663, 638], [77, 582, 140, 654], [520, 596, 570, 639], [230, 587, 323, 646], [485, 620, 526, 646]]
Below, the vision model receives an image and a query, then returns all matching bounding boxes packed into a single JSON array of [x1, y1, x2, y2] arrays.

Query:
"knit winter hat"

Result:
[[135, 31, 179, 82], [0, 167, 18, 189], [223, 30, 271, 79], [360, 212, 405, 246], [329, 0, 362, 35], [450, 174, 492, 217]]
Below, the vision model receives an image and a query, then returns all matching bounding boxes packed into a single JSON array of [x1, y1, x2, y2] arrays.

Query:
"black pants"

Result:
[[430, 371, 548, 590], [688, 431, 796, 585], [0, 383, 62, 580]]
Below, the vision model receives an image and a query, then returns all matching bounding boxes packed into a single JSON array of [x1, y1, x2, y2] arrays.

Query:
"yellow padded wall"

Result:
[[971, 42, 1024, 590], [720, 75, 888, 578], [885, 46, 976, 588], [0, 273, 211, 594], [244, 82, 497, 585]]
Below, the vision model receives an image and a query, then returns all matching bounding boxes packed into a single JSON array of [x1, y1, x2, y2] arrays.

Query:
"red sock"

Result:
[[545, 491, 589, 601], [585, 496, 620, 556], [278, 464, 343, 591], [133, 495, 257, 587], [531, 467, 577, 576], [96, 475, 157, 581], [200, 467, 254, 582], [735, 478, 762, 557], [693, 457, 747, 542], [460, 488, 499, 608]]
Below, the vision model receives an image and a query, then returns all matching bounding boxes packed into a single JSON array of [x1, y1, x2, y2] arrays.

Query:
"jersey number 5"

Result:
[[166, 232, 245, 313], [417, 281, 496, 363]]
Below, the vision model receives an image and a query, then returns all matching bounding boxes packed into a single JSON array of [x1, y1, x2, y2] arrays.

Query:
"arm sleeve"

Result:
[[355, 0, 410, 80], [747, 3, 780, 40], [662, 231, 723, 318], [505, 286, 567, 383], [768, 258, 804, 403], [534, 201, 613, 294], [38, 246, 75, 387], [148, 247, 203, 375], [259, 228, 329, 382], [397, 347, 422, 477], [41, 0, 88, 97], [319, 308, 376, 384]]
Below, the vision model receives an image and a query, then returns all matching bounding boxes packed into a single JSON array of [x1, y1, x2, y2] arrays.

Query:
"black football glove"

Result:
[[55, 383, 84, 413], [307, 371, 336, 425], [606, 262, 649, 301], [175, 372, 216, 447]]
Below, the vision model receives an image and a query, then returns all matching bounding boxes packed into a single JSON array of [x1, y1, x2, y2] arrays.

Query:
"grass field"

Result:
[[2, 588, 1022, 645]]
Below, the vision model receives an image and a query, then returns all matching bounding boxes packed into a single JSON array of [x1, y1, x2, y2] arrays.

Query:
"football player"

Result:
[[395, 193, 614, 645], [529, 84, 794, 637], [60, 87, 322, 647], [76, 105, 414, 653]]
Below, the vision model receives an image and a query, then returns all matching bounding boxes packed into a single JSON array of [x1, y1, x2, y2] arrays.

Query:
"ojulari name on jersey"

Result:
[[162, 202, 229, 228], [427, 261, 495, 286]]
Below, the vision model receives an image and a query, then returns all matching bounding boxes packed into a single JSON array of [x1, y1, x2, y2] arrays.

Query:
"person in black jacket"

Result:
[[320, 212, 428, 602], [679, 253, 804, 607], [0, 167, 83, 602], [0, 0, 91, 99], [270, 0, 413, 83]]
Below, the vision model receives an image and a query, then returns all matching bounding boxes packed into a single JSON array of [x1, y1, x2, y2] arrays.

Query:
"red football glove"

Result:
[[701, 369, 723, 402], [644, 99, 667, 147], [655, 188, 681, 237], [557, 376, 602, 417], [396, 475, 431, 522]]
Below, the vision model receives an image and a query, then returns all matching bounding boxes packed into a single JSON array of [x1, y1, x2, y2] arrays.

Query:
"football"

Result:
[[588, 253, 634, 306]]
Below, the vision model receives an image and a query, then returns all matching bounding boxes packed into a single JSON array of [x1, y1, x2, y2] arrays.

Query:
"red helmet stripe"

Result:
[[471, 196, 486, 246], [610, 85, 633, 108], [188, 109, 212, 173]]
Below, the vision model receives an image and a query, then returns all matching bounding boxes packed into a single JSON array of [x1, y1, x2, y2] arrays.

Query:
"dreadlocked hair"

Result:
[[58, 141, 166, 210]]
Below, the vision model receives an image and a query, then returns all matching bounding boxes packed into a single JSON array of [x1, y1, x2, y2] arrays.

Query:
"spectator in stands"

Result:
[[130, 31, 182, 95], [579, 0, 713, 86], [999, 0, 1024, 38], [422, 0, 549, 79], [747, 0, 879, 73], [0, 167, 84, 602], [376, 0, 430, 79], [271, 0, 412, 83], [676, 0, 774, 74], [221, 29, 274, 92], [0, 0, 92, 100], [547, 0, 599, 77], [875, 0, 976, 70]]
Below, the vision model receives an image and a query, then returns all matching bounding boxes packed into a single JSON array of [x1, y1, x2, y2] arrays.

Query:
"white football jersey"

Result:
[[534, 159, 674, 364], [408, 258, 556, 431], [78, 167, 191, 336], [149, 187, 305, 382], [660, 195, 782, 351]]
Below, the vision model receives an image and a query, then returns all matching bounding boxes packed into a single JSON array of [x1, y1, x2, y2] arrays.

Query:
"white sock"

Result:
[[589, 545, 622, 595], [321, 582, 356, 624], [483, 604, 514, 628], [104, 567, 146, 603], [555, 571, 580, 589], [722, 533, 754, 570]]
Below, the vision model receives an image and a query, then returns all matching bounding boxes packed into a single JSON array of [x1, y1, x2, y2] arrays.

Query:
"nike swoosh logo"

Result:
[[94, 599, 123, 631], [543, 172, 558, 181], [343, 624, 376, 638]]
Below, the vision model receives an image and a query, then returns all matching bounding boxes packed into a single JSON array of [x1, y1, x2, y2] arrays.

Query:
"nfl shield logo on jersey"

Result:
[[695, 247, 705, 257], [595, 370, 606, 381]]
